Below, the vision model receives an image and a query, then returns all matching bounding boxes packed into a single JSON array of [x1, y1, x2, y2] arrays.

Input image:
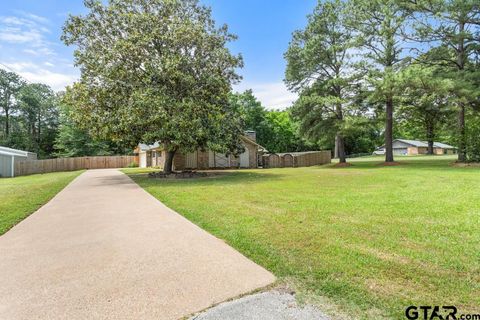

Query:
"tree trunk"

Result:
[[334, 138, 339, 159], [456, 21, 466, 162], [164, 149, 177, 174], [458, 103, 466, 162], [36, 115, 41, 153], [5, 106, 9, 137], [427, 140, 434, 155], [4, 93, 10, 137], [336, 133, 346, 163], [385, 95, 394, 162], [334, 100, 345, 163], [426, 122, 434, 155]]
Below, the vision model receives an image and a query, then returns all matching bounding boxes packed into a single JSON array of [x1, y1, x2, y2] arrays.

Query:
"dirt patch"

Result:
[[333, 162, 353, 168], [378, 161, 402, 166], [148, 170, 224, 179]]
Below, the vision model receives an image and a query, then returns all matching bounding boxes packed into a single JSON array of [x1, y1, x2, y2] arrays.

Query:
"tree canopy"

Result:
[[62, 0, 244, 172]]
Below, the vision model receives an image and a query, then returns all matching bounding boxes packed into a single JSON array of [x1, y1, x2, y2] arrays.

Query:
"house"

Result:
[[373, 139, 457, 156], [135, 134, 267, 170], [0, 146, 37, 178]]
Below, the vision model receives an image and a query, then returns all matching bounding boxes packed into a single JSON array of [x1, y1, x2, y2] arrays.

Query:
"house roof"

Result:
[[0, 146, 31, 157], [240, 136, 268, 152], [377, 139, 456, 150], [396, 139, 429, 147], [432, 142, 456, 149], [137, 142, 161, 151], [138, 136, 268, 153]]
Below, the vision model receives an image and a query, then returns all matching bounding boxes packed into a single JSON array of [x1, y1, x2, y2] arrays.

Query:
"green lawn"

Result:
[[0, 171, 83, 235], [125, 156, 480, 319]]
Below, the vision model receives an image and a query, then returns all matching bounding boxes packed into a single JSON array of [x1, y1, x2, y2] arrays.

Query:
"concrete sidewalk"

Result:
[[0, 169, 275, 320]]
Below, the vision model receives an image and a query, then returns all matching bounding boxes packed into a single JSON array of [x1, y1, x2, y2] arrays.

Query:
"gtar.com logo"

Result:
[[405, 306, 457, 320], [405, 306, 480, 320]]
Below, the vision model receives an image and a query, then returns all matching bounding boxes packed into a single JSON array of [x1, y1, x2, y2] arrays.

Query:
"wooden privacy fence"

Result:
[[14, 156, 136, 177], [263, 151, 331, 168]]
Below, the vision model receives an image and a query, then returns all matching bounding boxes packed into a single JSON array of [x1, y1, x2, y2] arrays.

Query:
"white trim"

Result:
[[0, 146, 28, 157], [0, 150, 27, 157], [11, 155, 14, 177]]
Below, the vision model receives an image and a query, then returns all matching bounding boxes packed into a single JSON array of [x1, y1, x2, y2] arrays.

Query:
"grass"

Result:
[[124, 155, 480, 319], [0, 170, 83, 235]]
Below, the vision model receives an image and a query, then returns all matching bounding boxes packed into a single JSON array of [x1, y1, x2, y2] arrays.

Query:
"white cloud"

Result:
[[23, 47, 55, 56], [0, 12, 77, 91], [0, 13, 53, 54], [234, 82, 298, 110], [17, 12, 51, 25], [0, 27, 43, 44], [2, 61, 78, 91]]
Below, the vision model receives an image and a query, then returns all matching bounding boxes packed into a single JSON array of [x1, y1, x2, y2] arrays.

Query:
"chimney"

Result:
[[245, 130, 256, 142]]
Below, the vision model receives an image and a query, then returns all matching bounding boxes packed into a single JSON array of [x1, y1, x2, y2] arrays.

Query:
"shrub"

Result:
[[126, 161, 139, 168]]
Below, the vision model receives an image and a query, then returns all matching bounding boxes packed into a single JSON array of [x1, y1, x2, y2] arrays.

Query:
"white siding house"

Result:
[[0, 146, 37, 178]]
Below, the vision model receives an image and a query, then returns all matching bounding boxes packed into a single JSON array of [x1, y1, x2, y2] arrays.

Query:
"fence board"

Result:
[[14, 156, 136, 177], [263, 151, 331, 168]]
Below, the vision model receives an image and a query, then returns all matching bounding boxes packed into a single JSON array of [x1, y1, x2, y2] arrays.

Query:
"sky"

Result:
[[0, 0, 317, 109]]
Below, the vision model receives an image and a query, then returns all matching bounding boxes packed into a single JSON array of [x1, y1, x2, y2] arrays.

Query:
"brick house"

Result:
[[135, 133, 266, 170]]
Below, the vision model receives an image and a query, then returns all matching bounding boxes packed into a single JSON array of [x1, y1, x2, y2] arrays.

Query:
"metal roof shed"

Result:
[[0, 147, 37, 178]]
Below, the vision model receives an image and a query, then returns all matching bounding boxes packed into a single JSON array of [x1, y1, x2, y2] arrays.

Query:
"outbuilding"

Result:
[[0, 146, 37, 178]]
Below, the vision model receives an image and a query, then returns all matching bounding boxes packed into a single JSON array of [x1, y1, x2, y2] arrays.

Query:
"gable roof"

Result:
[[432, 142, 455, 149], [137, 136, 268, 153], [377, 139, 456, 149], [240, 135, 268, 152], [395, 139, 428, 147]]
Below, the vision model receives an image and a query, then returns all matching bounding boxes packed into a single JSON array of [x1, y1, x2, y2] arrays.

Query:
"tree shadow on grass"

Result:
[[127, 169, 289, 188]]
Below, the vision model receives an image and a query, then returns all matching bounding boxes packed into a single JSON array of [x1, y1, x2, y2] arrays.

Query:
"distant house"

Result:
[[373, 139, 457, 156], [0, 146, 37, 178], [134, 133, 267, 170]]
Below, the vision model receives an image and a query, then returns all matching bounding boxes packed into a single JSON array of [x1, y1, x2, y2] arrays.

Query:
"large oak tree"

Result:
[[62, 0, 244, 173]]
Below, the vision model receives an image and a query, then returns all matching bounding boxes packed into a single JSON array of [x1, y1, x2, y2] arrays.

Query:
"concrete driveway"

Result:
[[0, 169, 275, 320]]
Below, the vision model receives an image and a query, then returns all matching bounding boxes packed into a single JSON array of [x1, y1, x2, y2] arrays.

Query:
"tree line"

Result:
[[285, 0, 480, 164], [230, 89, 380, 155], [59, 0, 393, 174], [0, 69, 129, 159], [0, 65, 378, 160], [2, 0, 478, 170]]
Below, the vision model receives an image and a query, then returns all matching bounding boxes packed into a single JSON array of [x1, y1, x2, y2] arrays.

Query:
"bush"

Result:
[[126, 161, 139, 168]]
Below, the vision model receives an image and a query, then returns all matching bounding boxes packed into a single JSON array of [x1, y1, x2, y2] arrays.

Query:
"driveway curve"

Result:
[[0, 169, 275, 320]]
